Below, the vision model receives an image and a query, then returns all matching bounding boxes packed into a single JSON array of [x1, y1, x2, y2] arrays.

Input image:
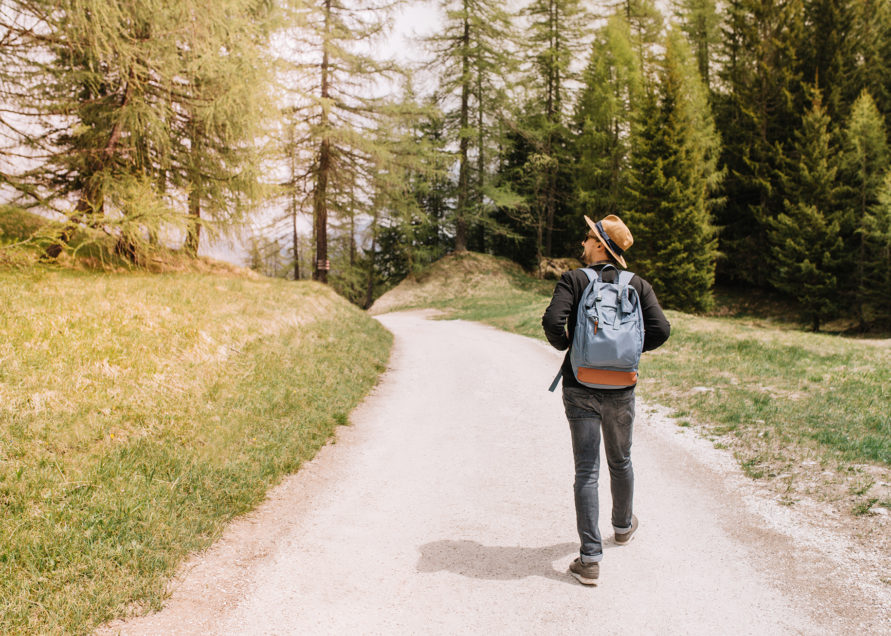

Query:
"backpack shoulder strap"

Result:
[[617, 270, 638, 316], [580, 267, 597, 283]]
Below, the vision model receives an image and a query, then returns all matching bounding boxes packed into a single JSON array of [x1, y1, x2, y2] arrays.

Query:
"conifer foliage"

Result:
[[626, 29, 720, 312], [840, 90, 889, 325], [769, 90, 845, 331], [1, 0, 274, 262], [3, 0, 891, 329]]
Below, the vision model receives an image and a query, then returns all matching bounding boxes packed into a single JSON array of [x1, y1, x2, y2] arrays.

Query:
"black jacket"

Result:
[[541, 264, 671, 389]]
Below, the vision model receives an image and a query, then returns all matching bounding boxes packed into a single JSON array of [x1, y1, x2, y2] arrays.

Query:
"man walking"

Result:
[[541, 214, 670, 585]]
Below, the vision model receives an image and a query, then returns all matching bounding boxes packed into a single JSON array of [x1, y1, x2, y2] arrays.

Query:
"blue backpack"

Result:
[[548, 265, 644, 392]]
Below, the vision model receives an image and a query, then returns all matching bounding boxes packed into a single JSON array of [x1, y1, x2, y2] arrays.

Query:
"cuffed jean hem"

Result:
[[580, 554, 602, 564], [612, 522, 633, 533]]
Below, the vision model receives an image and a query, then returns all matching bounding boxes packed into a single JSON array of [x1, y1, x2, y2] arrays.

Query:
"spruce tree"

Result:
[[673, 0, 721, 91], [853, 0, 891, 129], [626, 28, 721, 312], [713, 0, 802, 285], [769, 90, 845, 331], [796, 0, 860, 121], [840, 90, 888, 326], [862, 170, 891, 326]]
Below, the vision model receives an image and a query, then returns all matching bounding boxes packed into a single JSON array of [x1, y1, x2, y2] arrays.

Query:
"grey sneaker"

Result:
[[615, 515, 639, 545], [568, 558, 599, 585]]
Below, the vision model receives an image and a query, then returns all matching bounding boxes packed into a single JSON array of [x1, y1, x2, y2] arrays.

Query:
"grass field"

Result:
[[0, 268, 392, 634], [373, 252, 891, 517]]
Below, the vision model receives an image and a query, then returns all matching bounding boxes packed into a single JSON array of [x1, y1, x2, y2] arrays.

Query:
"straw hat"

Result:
[[584, 214, 633, 268]]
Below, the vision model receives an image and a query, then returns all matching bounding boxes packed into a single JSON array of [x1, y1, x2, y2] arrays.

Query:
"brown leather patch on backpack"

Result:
[[576, 368, 638, 386]]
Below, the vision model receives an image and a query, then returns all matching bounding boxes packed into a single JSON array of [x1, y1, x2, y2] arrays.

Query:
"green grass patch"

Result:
[[0, 268, 391, 634], [642, 313, 891, 466]]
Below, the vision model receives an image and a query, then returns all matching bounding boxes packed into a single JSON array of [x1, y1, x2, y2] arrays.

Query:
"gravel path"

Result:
[[101, 310, 890, 635]]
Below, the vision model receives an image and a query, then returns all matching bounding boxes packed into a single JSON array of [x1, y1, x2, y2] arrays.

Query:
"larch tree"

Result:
[[521, 0, 587, 258], [176, 0, 276, 256], [615, 0, 663, 80], [424, 0, 518, 253], [279, 0, 401, 283], [364, 92, 444, 306], [22, 0, 274, 261], [0, 2, 53, 207]]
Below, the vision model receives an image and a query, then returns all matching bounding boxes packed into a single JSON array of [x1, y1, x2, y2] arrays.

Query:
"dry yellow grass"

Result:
[[0, 267, 391, 634]]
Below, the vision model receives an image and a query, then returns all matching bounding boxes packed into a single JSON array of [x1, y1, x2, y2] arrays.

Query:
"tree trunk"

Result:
[[292, 192, 300, 281], [313, 0, 332, 283], [288, 120, 300, 281], [475, 52, 485, 251], [364, 205, 380, 309], [185, 187, 201, 255], [185, 116, 202, 256], [544, 0, 558, 257], [455, 8, 470, 252]]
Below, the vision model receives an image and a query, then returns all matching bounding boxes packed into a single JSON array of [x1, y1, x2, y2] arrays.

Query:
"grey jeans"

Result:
[[563, 385, 635, 563]]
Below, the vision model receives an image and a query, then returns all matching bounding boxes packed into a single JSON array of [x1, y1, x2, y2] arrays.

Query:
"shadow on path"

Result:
[[417, 540, 578, 584]]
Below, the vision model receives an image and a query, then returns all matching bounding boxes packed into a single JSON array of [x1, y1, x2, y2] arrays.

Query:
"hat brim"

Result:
[[584, 215, 627, 268]]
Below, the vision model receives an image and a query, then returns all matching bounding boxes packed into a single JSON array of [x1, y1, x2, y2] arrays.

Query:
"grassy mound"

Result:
[[0, 268, 391, 634], [371, 251, 554, 321]]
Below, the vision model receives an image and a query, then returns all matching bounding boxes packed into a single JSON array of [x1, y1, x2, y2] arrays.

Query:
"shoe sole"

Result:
[[569, 570, 599, 586]]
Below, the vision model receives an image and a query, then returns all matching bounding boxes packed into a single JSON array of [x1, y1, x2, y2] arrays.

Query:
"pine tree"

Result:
[[840, 90, 889, 326], [573, 16, 642, 223], [626, 28, 721, 312], [769, 90, 845, 331]]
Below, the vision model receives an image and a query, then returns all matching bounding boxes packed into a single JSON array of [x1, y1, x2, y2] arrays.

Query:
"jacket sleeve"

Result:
[[541, 271, 574, 351], [636, 277, 671, 352]]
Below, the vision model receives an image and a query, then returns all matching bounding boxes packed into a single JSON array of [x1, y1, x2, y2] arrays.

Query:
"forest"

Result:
[[2, 0, 891, 330]]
